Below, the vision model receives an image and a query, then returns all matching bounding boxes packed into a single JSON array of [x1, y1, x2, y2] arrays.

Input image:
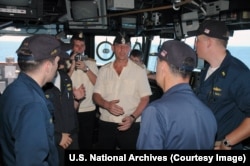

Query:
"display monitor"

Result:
[[68, 0, 107, 29], [0, 0, 43, 19], [71, 0, 98, 22], [0, 0, 66, 22], [0, 0, 30, 6], [122, 17, 137, 29]]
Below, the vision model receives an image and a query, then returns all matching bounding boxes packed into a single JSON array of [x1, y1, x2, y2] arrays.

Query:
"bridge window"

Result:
[[184, 30, 250, 69], [94, 36, 143, 66], [0, 35, 28, 62], [148, 36, 172, 72]]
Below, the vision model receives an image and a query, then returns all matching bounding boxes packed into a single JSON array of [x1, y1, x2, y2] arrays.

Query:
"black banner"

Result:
[[65, 150, 250, 166]]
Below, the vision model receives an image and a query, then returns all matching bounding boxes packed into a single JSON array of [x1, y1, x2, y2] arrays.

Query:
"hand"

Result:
[[73, 84, 86, 100], [69, 53, 77, 71], [75, 60, 87, 71], [105, 100, 124, 116], [70, 52, 78, 61], [117, 115, 134, 131], [59, 133, 73, 149], [214, 141, 232, 150]]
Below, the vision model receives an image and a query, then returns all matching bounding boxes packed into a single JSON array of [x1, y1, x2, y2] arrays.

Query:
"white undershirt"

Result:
[[53, 71, 61, 91], [205, 66, 219, 80]]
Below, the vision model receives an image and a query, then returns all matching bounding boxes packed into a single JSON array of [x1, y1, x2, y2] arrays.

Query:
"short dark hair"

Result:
[[161, 57, 194, 79], [130, 49, 143, 60], [18, 56, 56, 72], [70, 32, 85, 44]]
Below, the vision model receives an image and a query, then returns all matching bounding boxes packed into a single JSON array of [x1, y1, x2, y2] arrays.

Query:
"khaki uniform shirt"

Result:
[[94, 59, 152, 123], [70, 59, 99, 112]]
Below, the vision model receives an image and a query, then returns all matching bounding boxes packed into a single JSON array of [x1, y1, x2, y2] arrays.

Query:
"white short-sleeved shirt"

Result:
[[94, 59, 152, 123], [70, 59, 99, 112]]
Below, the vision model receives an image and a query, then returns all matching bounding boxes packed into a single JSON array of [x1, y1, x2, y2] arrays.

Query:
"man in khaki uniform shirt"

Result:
[[93, 32, 152, 149], [68, 32, 98, 149]]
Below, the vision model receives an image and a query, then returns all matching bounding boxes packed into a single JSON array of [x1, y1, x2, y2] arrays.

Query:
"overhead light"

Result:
[[3, 26, 21, 31]]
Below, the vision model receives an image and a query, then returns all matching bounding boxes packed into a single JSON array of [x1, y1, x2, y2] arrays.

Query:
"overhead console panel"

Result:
[[0, 0, 67, 24], [1, 0, 250, 36], [107, 0, 135, 10]]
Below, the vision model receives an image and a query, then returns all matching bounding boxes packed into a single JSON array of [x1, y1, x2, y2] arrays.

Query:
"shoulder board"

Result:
[[138, 63, 145, 69], [86, 58, 96, 62], [102, 62, 112, 67], [131, 60, 145, 69]]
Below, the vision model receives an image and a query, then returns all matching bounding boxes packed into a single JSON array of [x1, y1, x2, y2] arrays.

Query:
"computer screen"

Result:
[[71, 0, 98, 22]]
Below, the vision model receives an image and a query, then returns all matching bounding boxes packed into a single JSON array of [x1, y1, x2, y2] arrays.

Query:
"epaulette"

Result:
[[131, 60, 145, 69], [86, 58, 96, 62], [102, 62, 112, 67], [138, 63, 145, 69]]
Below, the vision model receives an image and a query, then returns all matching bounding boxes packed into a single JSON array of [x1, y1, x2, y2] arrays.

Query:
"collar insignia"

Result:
[[213, 86, 221, 92]]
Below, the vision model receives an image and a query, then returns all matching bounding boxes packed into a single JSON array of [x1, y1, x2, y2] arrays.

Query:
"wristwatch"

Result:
[[74, 98, 82, 103], [83, 66, 89, 73], [222, 138, 232, 147]]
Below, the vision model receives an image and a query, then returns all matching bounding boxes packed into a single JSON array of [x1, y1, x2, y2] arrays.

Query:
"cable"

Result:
[[190, 0, 207, 16]]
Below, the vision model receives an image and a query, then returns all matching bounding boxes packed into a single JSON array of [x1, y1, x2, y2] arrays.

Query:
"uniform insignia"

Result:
[[213, 86, 222, 96], [50, 49, 58, 56], [79, 32, 83, 39], [213, 87, 221, 92], [102, 62, 112, 67], [87, 58, 96, 62], [160, 50, 168, 58], [45, 94, 50, 99], [204, 28, 210, 34], [131, 60, 144, 69], [137, 63, 145, 69], [121, 38, 125, 44], [119, 32, 125, 44], [66, 84, 72, 91], [221, 71, 226, 77]]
